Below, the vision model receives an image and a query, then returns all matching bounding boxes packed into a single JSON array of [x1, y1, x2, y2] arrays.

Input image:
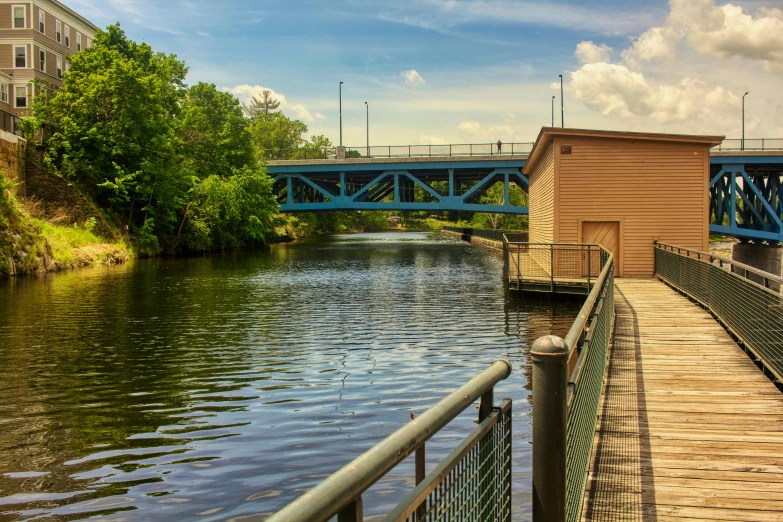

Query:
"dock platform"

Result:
[[583, 279, 783, 521]]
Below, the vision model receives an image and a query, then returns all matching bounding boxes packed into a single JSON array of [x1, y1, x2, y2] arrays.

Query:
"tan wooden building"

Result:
[[524, 128, 723, 278]]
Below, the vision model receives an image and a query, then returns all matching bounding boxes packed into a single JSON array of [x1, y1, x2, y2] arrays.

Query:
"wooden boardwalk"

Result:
[[583, 279, 783, 522]]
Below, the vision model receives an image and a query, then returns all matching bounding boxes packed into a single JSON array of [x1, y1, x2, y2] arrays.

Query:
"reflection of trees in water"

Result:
[[503, 292, 582, 396]]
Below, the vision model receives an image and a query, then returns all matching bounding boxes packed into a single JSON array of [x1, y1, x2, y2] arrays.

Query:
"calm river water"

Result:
[[0, 232, 579, 521]]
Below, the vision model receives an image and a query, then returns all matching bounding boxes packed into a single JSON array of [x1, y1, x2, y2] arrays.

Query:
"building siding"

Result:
[[529, 142, 555, 245], [554, 136, 710, 277]]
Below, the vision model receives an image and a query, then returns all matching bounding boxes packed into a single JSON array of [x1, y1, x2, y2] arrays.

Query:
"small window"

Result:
[[13, 5, 25, 29], [56, 57, 62, 79], [64, 25, 70, 47], [39, 50, 45, 72], [56, 20, 61, 43], [76, 33, 82, 51], [64, 59, 70, 73], [15, 86, 27, 108], [14, 46, 26, 68], [0, 84, 8, 104], [39, 10, 45, 33], [87, 38, 92, 48]]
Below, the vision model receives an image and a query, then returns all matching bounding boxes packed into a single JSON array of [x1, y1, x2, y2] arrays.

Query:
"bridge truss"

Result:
[[269, 160, 530, 214], [710, 156, 783, 243]]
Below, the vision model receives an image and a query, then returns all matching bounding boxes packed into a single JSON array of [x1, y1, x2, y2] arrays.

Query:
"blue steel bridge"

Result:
[[267, 140, 783, 243]]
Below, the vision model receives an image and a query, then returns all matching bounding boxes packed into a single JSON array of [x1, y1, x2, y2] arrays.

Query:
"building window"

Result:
[[13, 5, 25, 28], [14, 46, 26, 68], [77, 33, 82, 51], [15, 86, 27, 108], [65, 60, 70, 73], [0, 84, 8, 104], [64, 25, 70, 47], [40, 50, 45, 72], [56, 20, 61, 43], [56, 57, 62, 79], [39, 10, 45, 33], [87, 38, 92, 48]]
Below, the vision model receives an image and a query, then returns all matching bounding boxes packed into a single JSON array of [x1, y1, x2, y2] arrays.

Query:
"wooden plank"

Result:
[[582, 279, 783, 522]]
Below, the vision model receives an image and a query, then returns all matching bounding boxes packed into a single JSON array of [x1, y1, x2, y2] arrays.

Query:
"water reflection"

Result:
[[0, 232, 580, 520]]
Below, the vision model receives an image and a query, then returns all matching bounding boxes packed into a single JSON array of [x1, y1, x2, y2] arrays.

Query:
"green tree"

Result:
[[180, 82, 256, 180], [243, 89, 281, 119], [34, 23, 188, 246], [250, 113, 308, 159]]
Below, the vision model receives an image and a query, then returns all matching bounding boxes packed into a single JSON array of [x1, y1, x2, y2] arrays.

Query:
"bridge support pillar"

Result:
[[732, 242, 783, 292]]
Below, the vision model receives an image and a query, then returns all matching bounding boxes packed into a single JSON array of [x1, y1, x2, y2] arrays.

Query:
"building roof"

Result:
[[523, 127, 725, 175], [38, 0, 99, 32]]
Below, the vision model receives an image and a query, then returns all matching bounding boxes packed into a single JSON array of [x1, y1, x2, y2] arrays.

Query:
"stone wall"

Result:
[[441, 229, 504, 254], [732, 243, 783, 293], [0, 130, 27, 196]]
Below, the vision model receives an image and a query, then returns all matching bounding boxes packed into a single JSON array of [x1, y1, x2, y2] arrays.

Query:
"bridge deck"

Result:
[[584, 279, 783, 521]]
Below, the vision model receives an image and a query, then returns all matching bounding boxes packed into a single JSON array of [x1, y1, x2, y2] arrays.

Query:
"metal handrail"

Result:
[[268, 360, 512, 522], [656, 241, 783, 289], [264, 142, 534, 160], [713, 138, 783, 151], [564, 248, 614, 356]]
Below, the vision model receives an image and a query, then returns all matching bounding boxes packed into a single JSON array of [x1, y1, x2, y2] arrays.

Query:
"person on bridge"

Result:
[[497, 140, 503, 154]]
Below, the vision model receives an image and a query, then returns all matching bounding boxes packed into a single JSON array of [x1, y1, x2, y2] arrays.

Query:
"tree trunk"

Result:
[[127, 197, 135, 230], [177, 202, 192, 239]]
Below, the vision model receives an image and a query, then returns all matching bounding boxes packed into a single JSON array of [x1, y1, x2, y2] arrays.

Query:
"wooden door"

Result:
[[582, 221, 620, 277]]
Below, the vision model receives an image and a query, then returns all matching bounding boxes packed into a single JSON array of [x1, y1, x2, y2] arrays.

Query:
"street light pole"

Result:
[[339, 81, 344, 147], [551, 96, 555, 127], [559, 75, 564, 128], [742, 91, 748, 151], [365, 101, 369, 157]]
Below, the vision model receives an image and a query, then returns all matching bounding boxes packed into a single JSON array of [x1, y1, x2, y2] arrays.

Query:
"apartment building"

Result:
[[0, 0, 97, 117]]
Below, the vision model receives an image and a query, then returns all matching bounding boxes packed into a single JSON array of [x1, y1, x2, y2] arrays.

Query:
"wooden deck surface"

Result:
[[583, 279, 783, 522]]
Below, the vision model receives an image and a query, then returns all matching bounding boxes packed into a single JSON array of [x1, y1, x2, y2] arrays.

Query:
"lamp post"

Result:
[[365, 101, 369, 157], [551, 96, 555, 127], [339, 81, 344, 147], [742, 91, 748, 151], [559, 74, 564, 128]]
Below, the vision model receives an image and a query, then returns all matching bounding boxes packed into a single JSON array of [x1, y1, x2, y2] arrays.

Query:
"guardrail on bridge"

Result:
[[655, 242, 783, 385], [268, 360, 513, 522], [263, 142, 534, 160]]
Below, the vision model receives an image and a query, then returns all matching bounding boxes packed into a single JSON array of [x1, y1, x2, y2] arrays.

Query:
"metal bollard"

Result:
[[531, 335, 568, 522]]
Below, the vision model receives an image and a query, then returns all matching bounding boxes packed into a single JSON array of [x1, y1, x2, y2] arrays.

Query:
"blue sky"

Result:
[[63, 0, 783, 146]]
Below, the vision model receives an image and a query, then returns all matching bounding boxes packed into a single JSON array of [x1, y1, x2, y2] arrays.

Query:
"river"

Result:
[[0, 232, 580, 521]]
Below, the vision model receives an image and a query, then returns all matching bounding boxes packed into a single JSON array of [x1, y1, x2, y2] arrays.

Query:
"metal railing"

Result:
[[264, 142, 534, 161], [504, 240, 610, 295], [527, 245, 615, 522], [713, 138, 783, 151], [268, 360, 513, 522], [443, 226, 528, 244], [0, 109, 22, 136], [655, 242, 783, 384]]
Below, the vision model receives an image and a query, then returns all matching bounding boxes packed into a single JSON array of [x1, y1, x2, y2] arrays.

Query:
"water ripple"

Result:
[[0, 232, 579, 521]]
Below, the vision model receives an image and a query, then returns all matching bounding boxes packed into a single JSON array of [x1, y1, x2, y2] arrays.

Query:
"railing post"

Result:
[[587, 245, 592, 291], [409, 145, 411, 157], [550, 244, 555, 292], [449, 144, 452, 156], [532, 335, 568, 522], [337, 497, 363, 522]]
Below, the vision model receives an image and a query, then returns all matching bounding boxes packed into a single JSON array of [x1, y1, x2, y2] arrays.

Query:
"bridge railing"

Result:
[[654, 242, 783, 384], [267, 360, 513, 522], [443, 226, 528, 244], [713, 138, 783, 151], [263, 142, 534, 160], [521, 243, 614, 522]]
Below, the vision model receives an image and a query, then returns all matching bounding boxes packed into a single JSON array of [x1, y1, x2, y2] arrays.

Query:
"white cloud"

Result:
[[457, 120, 481, 138], [571, 62, 740, 127], [419, 133, 449, 145], [622, 0, 783, 71], [575, 41, 613, 64], [402, 69, 426, 86], [502, 113, 517, 123], [315, 113, 327, 120]]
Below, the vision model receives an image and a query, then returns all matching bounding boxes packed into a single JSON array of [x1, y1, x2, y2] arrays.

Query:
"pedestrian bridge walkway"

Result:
[[584, 279, 783, 521]]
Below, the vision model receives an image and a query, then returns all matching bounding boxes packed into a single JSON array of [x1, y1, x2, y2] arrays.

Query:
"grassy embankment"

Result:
[[0, 178, 130, 276]]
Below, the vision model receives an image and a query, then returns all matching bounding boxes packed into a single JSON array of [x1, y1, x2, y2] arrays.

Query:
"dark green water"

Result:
[[0, 232, 579, 521]]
